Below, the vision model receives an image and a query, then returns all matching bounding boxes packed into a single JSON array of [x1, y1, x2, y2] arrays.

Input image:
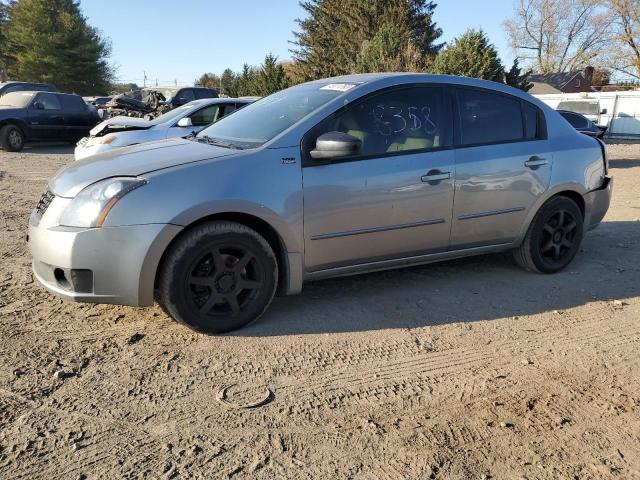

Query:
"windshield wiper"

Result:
[[197, 135, 243, 149]]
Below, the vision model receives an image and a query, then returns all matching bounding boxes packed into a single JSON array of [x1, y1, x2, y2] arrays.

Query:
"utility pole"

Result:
[[143, 70, 147, 88]]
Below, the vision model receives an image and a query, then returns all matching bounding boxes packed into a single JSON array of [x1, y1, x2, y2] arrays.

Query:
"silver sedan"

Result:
[[29, 73, 612, 333], [74, 97, 254, 160]]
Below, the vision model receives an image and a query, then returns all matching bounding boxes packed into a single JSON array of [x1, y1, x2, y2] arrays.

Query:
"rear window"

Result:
[[60, 95, 87, 112], [557, 101, 599, 115], [458, 89, 523, 145], [561, 111, 589, 129]]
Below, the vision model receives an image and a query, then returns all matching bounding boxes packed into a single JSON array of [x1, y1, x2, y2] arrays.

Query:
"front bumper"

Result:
[[29, 213, 181, 306], [584, 175, 613, 230]]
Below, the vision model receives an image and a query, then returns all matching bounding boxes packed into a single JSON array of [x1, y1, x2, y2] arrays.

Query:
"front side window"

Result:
[[189, 105, 220, 126], [458, 89, 523, 145], [35, 93, 61, 110], [310, 86, 447, 159], [177, 89, 195, 103]]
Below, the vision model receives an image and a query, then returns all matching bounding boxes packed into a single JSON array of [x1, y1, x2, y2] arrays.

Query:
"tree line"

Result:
[[1, 0, 639, 96]]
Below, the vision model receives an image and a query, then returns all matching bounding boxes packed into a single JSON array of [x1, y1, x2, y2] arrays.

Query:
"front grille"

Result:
[[35, 189, 55, 218]]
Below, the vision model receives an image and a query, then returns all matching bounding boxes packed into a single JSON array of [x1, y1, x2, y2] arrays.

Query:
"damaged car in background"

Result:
[[75, 97, 254, 160], [100, 86, 219, 120]]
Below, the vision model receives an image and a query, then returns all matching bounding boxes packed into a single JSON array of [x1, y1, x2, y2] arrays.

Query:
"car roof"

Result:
[[186, 97, 254, 106], [20, 90, 80, 97], [0, 81, 53, 86], [307, 72, 544, 105]]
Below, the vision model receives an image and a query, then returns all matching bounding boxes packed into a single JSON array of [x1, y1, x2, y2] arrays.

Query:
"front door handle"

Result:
[[421, 170, 451, 184], [524, 156, 548, 168]]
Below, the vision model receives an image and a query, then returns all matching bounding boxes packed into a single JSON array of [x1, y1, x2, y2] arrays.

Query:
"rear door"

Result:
[[60, 95, 91, 140], [28, 92, 65, 140], [302, 85, 456, 271], [450, 87, 552, 249]]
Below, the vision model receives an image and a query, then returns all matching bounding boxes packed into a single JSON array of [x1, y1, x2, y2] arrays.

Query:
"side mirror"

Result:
[[310, 131, 362, 160], [177, 117, 193, 128], [33, 101, 44, 110], [600, 108, 607, 114]]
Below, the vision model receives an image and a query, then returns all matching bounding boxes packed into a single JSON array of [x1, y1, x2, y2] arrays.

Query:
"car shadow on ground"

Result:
[[22, 143, 74, 155], [237, 220, 640, 337], [609, 158, 640, 169]]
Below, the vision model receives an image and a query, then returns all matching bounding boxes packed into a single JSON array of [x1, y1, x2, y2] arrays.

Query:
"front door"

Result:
[[450, 87, 553, 248], [302, 86, 455, 271], [28, 93, 65, 140]]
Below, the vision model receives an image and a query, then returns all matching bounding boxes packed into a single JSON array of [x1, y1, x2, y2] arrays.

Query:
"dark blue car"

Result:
[[0, 91, 100, 151]]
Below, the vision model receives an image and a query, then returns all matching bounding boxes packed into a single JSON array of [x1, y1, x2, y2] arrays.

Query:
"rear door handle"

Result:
[[421, 170, 451, 183], [524, 156, 548, 168]]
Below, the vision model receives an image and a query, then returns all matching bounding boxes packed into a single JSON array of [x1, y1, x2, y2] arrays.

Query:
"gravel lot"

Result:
[[0, 143, 639, 479]]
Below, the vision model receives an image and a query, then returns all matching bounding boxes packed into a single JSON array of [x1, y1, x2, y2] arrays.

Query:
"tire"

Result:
[[158, 221, 278, 334], [0, 124, 25, 152], [514, 196, 584, 273]]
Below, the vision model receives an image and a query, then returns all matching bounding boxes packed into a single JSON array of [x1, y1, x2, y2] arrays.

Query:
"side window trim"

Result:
[[301, 83, 455, 168], [453, 86, 547, 149]]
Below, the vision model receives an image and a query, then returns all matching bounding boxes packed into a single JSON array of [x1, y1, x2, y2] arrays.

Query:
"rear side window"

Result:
[[457, 89, 523, 145], [60, 95, 87, 112], [195, 89, 215, 99], [523, 102, 540, 139]]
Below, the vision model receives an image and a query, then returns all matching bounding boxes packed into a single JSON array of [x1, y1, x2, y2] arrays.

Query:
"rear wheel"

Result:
[[158, 221, 278, 333], [0, 125, 25, 152], [514, 196, 584, 273]]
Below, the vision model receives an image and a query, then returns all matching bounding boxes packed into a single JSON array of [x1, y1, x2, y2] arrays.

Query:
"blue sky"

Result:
[[80, 0, 515, 87]]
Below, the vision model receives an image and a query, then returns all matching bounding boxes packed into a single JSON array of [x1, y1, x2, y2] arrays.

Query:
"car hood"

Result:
[[50, 137, 241, 197], [89, 116, 154, 136]]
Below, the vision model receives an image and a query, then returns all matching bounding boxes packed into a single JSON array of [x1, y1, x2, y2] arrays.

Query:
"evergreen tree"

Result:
[[5, 0, 113, 94], [354, 22, 425, 73], [292, 0, 442, 80], [0, 1, 13, 80], [254, 53, 289, 96], [220, 68, 235, 96], [432, 29, 504, 82], [232, 64, 259, 97], [504, 58, 532, 92]]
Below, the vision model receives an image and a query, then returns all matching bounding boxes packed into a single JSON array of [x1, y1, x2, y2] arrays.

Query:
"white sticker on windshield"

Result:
[[320, 83, 358, 92]]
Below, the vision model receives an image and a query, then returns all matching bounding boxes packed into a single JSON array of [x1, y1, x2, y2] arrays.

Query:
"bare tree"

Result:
[[504, 0, 611, 73], [602, 0, 640, 79]]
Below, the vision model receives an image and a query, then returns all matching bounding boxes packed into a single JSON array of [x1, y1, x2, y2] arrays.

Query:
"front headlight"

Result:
[[97, 134, 117, 145], [59, 177, 147, 228]]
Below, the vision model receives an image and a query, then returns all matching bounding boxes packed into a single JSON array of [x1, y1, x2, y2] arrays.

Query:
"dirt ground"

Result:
[[0, 142, 639, 480]]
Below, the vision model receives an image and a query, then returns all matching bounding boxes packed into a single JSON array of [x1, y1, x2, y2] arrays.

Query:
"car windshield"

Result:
[[195, 82, 352, 148], [0, 91, 35, 108], [160, 88, 178, 101], [148, 104, 194, 125]]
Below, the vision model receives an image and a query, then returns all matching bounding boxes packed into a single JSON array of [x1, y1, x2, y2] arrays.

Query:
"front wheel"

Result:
[[514, 196, 584, 273], [158, 221, 278, 333], [0, 125, 25, 152]]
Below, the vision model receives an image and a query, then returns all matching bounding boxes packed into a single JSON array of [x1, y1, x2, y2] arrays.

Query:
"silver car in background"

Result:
[[74, 97, 254, 160], [29, 73, 612, 333]]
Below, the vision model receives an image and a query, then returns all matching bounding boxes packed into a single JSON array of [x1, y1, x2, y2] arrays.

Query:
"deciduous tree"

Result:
[[504, 0, 610, 73]]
